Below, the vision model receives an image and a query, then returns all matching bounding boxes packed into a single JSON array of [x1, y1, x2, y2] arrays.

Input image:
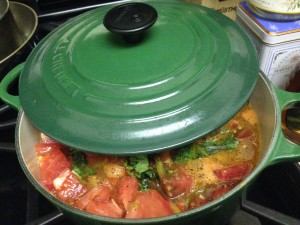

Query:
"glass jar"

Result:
[[247, 0, 300, 21]]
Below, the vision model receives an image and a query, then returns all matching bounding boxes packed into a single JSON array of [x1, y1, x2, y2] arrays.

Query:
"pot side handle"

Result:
[[268, 87, 300, 166], [0, 63, 24, 110]]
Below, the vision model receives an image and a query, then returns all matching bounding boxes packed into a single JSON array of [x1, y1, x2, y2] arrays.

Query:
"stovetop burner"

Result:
[[1, 1, 300, 224]]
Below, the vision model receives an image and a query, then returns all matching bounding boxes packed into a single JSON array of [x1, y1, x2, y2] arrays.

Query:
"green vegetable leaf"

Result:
[[138, 169, 157, 191], [175, 145, 198, 163], [202, 136, 239, 153], [133, 155, 150, 174], [175, 135, 239, 163], [124, 155, 157, 190], [72, 163, 96, 177], [223, 136, 239, 150], [125, 155, 149, 177], [144, 169, 156, 179]]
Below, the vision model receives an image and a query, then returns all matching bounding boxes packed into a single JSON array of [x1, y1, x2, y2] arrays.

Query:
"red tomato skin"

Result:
[[35, 143, 63, 155], [126, 190, 173, 219], [160, 169, 192, 198], [74, 184, 111, 210], [54, 169, 87, 203], [74, 184, 124, 218], [115, 176, 139, 211], [35, 143, 71, 190], [85, 200, 124, 218], [213, 163, 252, 181], [236, 128, 253, 139]]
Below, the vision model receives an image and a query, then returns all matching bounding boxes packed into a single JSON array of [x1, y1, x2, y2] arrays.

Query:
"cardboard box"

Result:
[[186, 0, 243, 20]]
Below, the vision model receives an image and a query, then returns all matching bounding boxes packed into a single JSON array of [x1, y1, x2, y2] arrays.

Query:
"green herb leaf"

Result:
[[125, 155, 149, 177], [72, 163, 96, 177], [223, 136, 239, 150], [175, 145, 198, 163], [125, 155, 157, 190]]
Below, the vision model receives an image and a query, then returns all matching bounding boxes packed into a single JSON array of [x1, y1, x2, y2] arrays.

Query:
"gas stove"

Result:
[[1, 1, 300, 224]]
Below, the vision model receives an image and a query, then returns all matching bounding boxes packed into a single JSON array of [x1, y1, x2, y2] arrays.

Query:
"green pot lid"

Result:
[[19, 0, 259, 155]]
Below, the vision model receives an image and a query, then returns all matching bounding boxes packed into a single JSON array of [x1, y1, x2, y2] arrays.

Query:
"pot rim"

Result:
[[15, 73, 292, 223]]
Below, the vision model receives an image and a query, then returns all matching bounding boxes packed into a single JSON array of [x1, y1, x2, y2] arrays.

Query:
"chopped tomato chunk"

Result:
[[236, 128, 253, 139], [74, 184, 124, 218], [35, 143, 71, 190], [213, 163, 251, 181], [115, 176, 139, 210], [160, 169, 192, 198], [126, 190, 173, 219], [35, 143, 63, 155], [86, 199, 124, 218], [74, 184, 111, 210], [53, 169, 87, 203]]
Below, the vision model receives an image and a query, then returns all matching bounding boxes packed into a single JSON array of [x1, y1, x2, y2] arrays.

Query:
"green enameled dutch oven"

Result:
[[1, 1, 300, 225]]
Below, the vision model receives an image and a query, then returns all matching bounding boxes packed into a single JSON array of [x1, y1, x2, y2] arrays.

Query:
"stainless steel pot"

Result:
[[0, 0, 37, 68]]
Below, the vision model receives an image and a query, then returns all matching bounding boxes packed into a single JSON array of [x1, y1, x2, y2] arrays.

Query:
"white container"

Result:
[[247, 0, 300, 21], [236, 1, 300, 89]]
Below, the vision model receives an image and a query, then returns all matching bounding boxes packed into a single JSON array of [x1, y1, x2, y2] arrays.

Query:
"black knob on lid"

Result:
[[103, 2, 158, 44]]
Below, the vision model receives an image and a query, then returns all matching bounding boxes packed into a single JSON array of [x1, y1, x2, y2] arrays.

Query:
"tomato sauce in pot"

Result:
[[34, 103, 260, 219]]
